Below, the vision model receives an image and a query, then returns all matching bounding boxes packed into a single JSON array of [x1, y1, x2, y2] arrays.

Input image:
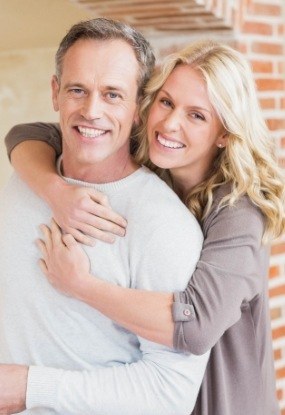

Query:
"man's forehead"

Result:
[[64, 38, 138, 68], [61, 38, 140, 88]]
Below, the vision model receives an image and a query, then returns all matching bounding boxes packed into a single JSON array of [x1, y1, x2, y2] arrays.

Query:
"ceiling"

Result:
[[75, 0, 233, 33], [0, 0, 232, 52]]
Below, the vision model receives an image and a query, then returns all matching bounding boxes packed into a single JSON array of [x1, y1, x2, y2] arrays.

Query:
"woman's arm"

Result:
[[172, 194, 267, 354], [39, 220, 174, 347], [38, 193, 266, 353], [5, 123, 127, 245]]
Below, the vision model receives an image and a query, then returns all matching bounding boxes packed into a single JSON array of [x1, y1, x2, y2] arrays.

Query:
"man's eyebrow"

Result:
[[63, 82, 128, 94], [104, 85, 125, 91], [103, 84, 130, 95], [62, 82, 85, 90]]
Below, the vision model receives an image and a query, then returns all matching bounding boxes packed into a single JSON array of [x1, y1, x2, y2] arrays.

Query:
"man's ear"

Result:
[[133, 101, 141, 126], [51, 75, 60, 112], [134, 111, 140, 127]]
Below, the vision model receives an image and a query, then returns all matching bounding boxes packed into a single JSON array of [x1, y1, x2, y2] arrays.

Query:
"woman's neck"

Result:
[[171, 171, 202, 202]]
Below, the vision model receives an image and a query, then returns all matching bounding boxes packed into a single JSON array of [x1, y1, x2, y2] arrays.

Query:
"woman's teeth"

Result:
[[157, 134, 184, 149]]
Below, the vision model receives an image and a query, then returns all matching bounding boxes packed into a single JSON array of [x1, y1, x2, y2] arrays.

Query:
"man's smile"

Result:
[[77, 126, 108, 138]]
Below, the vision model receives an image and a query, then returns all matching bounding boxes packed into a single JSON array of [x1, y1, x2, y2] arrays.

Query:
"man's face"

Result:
[[52, 38, 140, 178]]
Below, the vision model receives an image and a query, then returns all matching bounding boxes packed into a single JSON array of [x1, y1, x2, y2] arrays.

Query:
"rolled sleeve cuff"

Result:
[[172, 292, 196, 322], [26, 365, 62, 411]]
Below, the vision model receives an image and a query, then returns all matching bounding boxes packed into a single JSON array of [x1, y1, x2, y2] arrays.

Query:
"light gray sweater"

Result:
[[0, 166, 209, 415]]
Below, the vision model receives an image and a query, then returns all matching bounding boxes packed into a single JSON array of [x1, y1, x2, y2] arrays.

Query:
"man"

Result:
[[0, 18, 208, 414]]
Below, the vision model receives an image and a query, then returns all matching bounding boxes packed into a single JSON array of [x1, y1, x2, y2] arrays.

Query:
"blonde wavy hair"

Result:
[[135, 40, 285, 242]]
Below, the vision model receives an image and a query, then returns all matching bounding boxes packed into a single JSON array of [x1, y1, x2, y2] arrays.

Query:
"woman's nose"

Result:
[[162, 109, 181, 132]]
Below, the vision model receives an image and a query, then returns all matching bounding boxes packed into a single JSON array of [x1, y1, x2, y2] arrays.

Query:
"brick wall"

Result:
[[148, 0, 285, 412], [235, 1, 285, 412]]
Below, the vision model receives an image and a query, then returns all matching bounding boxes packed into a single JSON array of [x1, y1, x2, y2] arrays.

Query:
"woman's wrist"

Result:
[[44, 174, 68, 208], [71, 272, 97, 303]]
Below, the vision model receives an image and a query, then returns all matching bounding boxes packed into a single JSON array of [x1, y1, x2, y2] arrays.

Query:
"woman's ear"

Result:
[[216, 132, 229, 149]]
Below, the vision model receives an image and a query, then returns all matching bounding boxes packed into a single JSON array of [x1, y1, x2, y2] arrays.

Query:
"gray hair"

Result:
[[55, 18, 155, 99]]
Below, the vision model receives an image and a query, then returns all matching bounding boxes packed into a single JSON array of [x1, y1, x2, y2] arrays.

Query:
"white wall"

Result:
[[0, 0, 91, 190], [0, 48, 58, 189]]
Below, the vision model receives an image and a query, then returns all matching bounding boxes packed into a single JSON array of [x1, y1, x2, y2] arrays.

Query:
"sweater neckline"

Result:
[[56, 156, 146, 193]]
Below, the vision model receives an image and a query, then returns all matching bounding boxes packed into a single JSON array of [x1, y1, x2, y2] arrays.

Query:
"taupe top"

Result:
[[5, 123, 280, 415], [173, 184, 279, 415]]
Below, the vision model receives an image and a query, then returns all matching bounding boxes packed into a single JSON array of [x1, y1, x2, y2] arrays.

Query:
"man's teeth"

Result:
[[157, 134, 184, 149], [78, 127, 106, 138]]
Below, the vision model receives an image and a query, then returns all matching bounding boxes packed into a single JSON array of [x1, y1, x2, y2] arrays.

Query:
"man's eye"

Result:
[[69, 89, 84, 96], [107, 92, 120, 100]]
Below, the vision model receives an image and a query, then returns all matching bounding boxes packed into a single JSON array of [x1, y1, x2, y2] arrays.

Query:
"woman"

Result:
[[5, 40, 285, 415]]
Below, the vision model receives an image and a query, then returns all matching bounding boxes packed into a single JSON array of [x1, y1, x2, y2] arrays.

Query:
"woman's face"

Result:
[[147, 64, 227, 189]]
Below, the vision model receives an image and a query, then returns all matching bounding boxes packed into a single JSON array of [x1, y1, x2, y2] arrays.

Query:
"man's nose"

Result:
[[80, 94, 104, 120]]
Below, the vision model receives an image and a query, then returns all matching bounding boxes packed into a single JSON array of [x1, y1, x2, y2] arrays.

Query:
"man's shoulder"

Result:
[[130, 167, 202, 236], [0, 172, 49, 214], [135, 166, 184, 208]]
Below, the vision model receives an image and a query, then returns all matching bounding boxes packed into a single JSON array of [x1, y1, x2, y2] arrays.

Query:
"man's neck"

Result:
[[61, 153, 140, 184]]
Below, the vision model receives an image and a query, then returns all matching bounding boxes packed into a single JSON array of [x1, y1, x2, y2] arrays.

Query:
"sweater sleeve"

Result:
[[4, 122, 62, 158], [27, 347, 209, 415], [172, 195, 268, 355]]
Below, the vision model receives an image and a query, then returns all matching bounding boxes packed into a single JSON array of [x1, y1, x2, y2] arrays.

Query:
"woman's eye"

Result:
[[191, 112, 205, 121], [160, 99, 172, 107]]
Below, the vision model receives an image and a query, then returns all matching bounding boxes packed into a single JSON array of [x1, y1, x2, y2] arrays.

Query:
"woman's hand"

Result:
[[38, 219, 174, 347], [48, 182, 127, 246], [38, 219, 92, 298]]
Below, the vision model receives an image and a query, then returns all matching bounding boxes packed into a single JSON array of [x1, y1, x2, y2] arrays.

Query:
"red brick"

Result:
[[247, 3, 282, 16], [259, 98, 276, 110], [271, 307, 282, 319], [276, 365, 285, 379], [281, 98, 285, 109], [252, 42, 283, 55], [278, 24, 285, 36], [272, 325, 285, 341], [242, 21, 273, 35], [274, 349, 282, 361], [251, 60, 273, 73], [266, 119, 285, 131], [269, 265, 280, 278], [271, 243, 285, 255], [256, 79, 285, 92], [277, 388, 283, 400], [269, 285, 285, 298]]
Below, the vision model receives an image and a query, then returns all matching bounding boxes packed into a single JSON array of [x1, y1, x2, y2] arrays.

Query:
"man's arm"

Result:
[[26, 348, 208, 414], [0, 341, 208, 415], [0, 200, 208, 415]]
